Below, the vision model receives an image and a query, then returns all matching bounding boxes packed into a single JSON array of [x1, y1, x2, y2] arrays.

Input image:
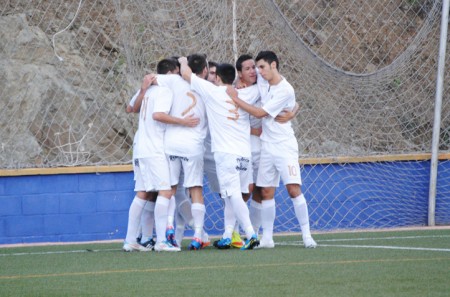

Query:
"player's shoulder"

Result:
[[148, 85, 172, 96], [279, 78, 295, 94], [238, 84, 260, 101], [166, 74, 185, 83]]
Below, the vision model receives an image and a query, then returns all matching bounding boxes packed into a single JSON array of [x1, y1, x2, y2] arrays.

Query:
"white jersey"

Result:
[[156, 74, 207, 157], [249, 97, 262, 153], [257, 73, 296, 143], [190, 75, 258, 158], [237, 84, 262, 153], [129, 91, 140, 159], [133, 86, 173, 158]]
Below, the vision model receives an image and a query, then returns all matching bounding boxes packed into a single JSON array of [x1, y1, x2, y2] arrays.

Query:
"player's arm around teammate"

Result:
[[226, 51, 317, 249]]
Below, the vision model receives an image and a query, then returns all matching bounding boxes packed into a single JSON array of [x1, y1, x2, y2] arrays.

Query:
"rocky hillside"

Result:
[[0, 1, 448, 169]]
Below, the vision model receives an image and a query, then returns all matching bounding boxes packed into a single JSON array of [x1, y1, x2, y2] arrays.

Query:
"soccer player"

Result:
[[124, 95, 155, 251], [207, 61, 218, 84], [126, 58, 182, 249], [153, 54, 210, 250], [226, 51, 317, 249], [126, 58, 200, 252], [122, 59, 181, 252], [225, 54, 300, 245], [178, 56, 259, 250]]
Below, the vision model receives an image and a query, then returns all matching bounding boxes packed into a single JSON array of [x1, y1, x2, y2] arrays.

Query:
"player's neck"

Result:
[[268, 73, 282, 86], [241, 79, 255, 87]]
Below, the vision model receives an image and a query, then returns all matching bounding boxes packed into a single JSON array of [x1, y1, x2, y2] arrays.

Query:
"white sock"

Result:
[[167, 195, 176, 228], [177, 197, 194, 228], [175, 209, 185, 246], [154, 196, 170, 243], [135, 224, 142, 241], [261, 199, 276, 242], [228, 193, 254, 239], [125, 196, 146, 243], [191, 203, 206, 239], [222, 198, 235, 239], [140, 201, 155, 242], [249, 199, 262, 236], [233, 221, 240, 234], [292, 194, 312, 238]]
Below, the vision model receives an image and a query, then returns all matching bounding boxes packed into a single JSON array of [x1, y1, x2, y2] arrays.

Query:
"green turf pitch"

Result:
[[1, 228, 449, 297]]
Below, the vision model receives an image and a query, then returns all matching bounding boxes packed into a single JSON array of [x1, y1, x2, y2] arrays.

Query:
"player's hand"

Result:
[[178, 56, 188, 65], [226, 85, 238, 101], [235, 78, 247, 89], [183, 114, 200, 127], [141, 74, 155, 91], [275, 108, 296, 123]]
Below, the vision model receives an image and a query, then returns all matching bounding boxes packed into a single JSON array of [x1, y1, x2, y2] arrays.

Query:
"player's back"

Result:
[[190, 75, 251, 158], [134, 85, 172, 158], [157, 74, 207, 157]]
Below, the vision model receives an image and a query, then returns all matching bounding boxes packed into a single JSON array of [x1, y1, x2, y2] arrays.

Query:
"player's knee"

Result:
[[286, 184, 301, 198], [261, 187, 275, 199]]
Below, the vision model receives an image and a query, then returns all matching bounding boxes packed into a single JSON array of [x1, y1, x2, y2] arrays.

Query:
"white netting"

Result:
[[1, 0, 449, 229]]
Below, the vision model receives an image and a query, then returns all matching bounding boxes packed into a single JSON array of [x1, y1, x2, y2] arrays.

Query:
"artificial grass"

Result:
[[1, 229, 449, 297]]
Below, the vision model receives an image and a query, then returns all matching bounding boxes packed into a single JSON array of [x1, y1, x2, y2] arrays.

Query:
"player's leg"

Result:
[[249, 186, 263, 238], [167, 156, 182, 246], [277, 140, 317, 249], [183, 155, 207, 250], [146, 155, 180, 252], [259, 187, 276, 248], [174, 204, 186, 247], [249, 149, 262, 237], [213, 197, 234, 249], [123, 159, 152, 252], [256, 144, 280, 248], [139, 191, 157, 249], [215, 152, 259, 250]]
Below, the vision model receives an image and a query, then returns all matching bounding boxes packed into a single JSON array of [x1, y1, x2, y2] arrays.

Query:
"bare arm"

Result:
[[152, 112, 200, 127], [126, 104, 134, 113], [275, 102, 299, 123], [226, 86, 268, 119], [178, 57, 192, 83], [132, 74, 156, 113]]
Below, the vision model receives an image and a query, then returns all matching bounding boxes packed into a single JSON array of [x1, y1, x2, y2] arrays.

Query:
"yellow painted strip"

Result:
[[300, 153, 450, 165], [0, 165, 133, 177], [1, 257, 449, 280], [0, 153, 449, 176]]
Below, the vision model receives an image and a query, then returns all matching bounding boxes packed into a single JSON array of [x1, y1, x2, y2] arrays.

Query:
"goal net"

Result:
[[1, 0, 449, 232]]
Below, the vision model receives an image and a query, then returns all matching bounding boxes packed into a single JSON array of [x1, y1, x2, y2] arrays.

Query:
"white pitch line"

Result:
[[2, 234, 449, 256], [0, 248, 120, 257], [318, 234, 450, 242], [319, 244, 450, 252]]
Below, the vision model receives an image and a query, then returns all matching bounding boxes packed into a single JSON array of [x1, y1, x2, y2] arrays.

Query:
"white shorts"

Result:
[[204, 148, 220, 193], [214, 152, 252, 197], [256, 139, 302, 188], [132, 157, 137, 181], [134, 156, 171, 192], [168, 154, 204, 188]]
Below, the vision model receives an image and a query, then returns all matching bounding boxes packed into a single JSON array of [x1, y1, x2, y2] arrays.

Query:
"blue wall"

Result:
[[1, 160, 449, 244]]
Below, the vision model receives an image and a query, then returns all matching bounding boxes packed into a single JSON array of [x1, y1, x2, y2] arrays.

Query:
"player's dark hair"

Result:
[[187, 54, 207, 75], [169, 56, 181, 70], [157, 58, 178, 74], [255, 50, 279, 70], [208, 61, 218, 69], [216, 63, 236, 85], [236, 54, 253, 72]]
